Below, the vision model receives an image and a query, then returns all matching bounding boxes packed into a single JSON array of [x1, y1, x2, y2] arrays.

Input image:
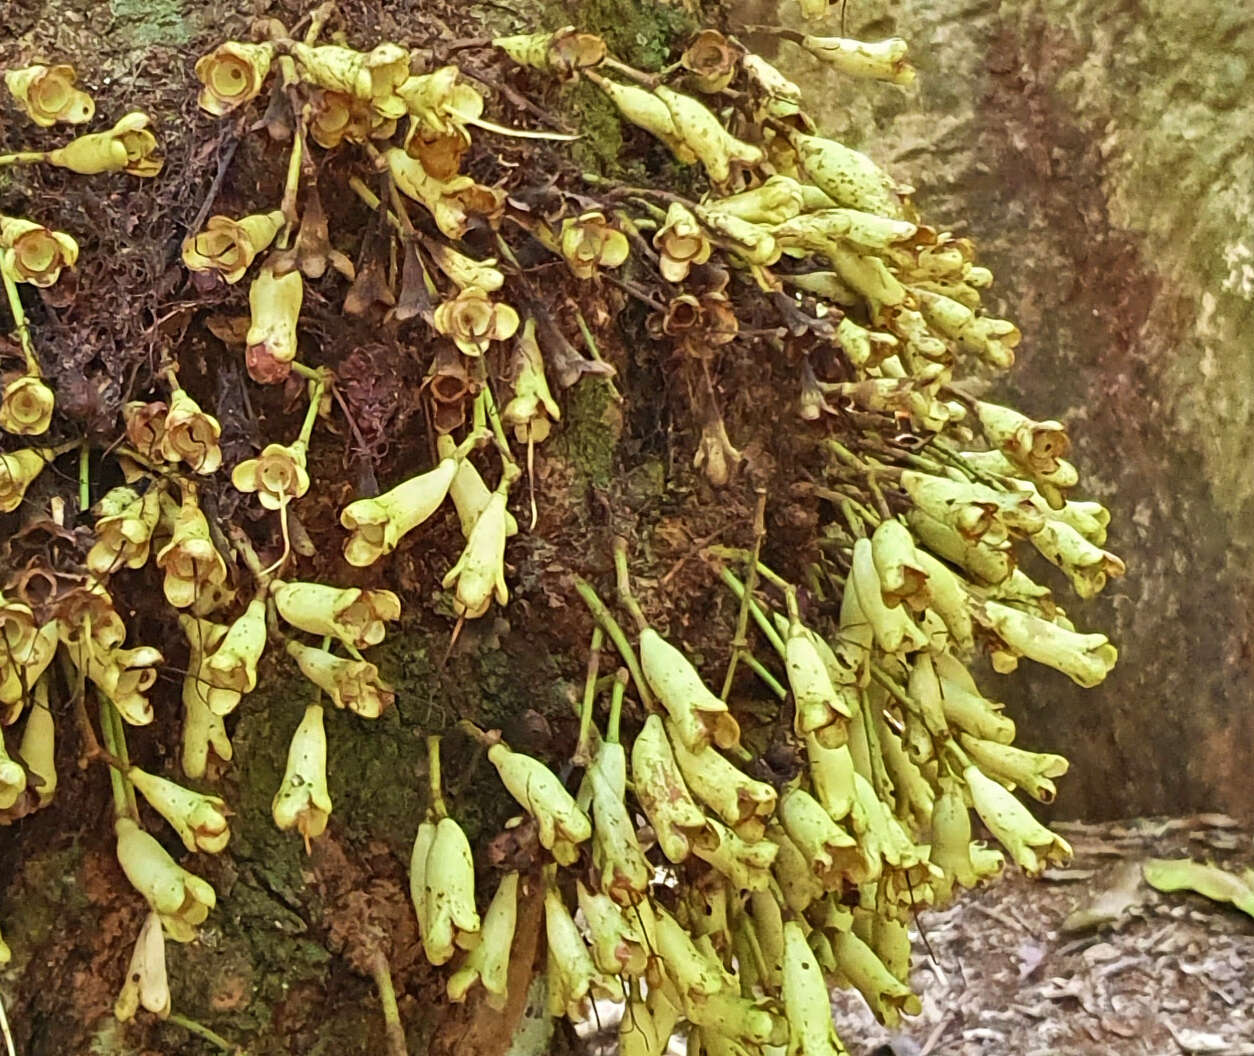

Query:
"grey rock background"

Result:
[[733, 0, 1254, 819]]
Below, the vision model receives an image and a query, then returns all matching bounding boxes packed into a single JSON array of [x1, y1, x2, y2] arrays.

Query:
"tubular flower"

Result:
[[426, 242, 505, 292], [544, 874, 599, 1019], [577, 882, 652, 976], [0, 621, 57, 721], [849, 538, 930, 656], [442, 480, 512, 618], [201, 598, 267, 713], [487, 743, 591, 865], [182, 211, 284, 284], [978, 599, 1117, 687], [960, 735, 1069, 804], [688, 991, 787, 1050], [397, 66, 483, 137], [286, 640, 394, 718], [0, 738, 26, 810], [654, 85, 764, 187], [432, 286, 520, 357], [155, 489, 229, 609], [114, 817, 216, 943], [801, 36, 915, 85], [783, 921, 850, 1056], [592, 75, 698, 163], [0, 217, 79, 286], [832, 928, 921, 1027], [309, 89, 390, 149], [409, 818, 437, 939], [778, 787, 863, 887], [422, 816, 481, 965], [79, 643, 163, 726], [290, 42, 410, 119], [975, 401, 1070, 476], [128, 767, 230, 854], [272, 703, 333, 844], [706, 175, 808, 226], [272, 581, 401, 649], [88, 486, 162, 575], [558, 211, 629, 279], [442, 435, 519, 539], [502, 319, 561, 443], [654, 905, 726, 1003], [245, 265, 303, 384], [869, 517, 929, 607], [20, 690, 56, 808], [494, 28, 607, 78], [0, 375, 55, 436], [630, 714, 707, 863], [790, 131, 901, 218], [159, 387, 222, 474], [692, 817, 778, 891], [586, 739, 651, 904], [46, 112, 163, 177], [123, 400, 168, 461], [681, 29, 741, 92], [231, 440, 309, 511], [179, 617, 232, 779], [194, 41, 274, 115], [964, 764, 1071, 876], [0, 448, 52, 511], [639, 628, 740, 752], [653, 201, 712, 282], [667, 723, 776, 841], [5, 64, 94, 126], [1028, 519, 1125, 599], [448, 871, 518, 1005], [785, 618, 853, 748], [114, 912, 170, 1022]]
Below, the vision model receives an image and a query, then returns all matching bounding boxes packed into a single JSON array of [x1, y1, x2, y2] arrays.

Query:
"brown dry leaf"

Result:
[[1060, 859, 1148, 932]]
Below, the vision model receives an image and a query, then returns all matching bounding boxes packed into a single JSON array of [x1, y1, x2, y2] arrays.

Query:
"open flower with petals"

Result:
[[159, 387, 222, 474], [47, 112, 163, 177], [559, 211, 629, 279], [88, 486, 162, 575], [272, 580, 401, 650], [398, 66, 483, 138], [114, 817, 216, 943], [128, 767, 230, 854], [286, 639, 394, 718], [77, 643, 162, 726], [245, 265, 303, 383], [653, 202, 711, 282], [290, 42, 410, 119], [0, 447, 52, 513], [122, 401, 168, 461], [502, 319, 560, 443], [5, 64, 94, 126], [442, 479, 511, 618], [155, 488, 229, 609], [0, 374, 54, 435], [681, 29, 741, 92], [201, 598, 267, 714], [432, 286, 519, 357], [114, 912, 170, 1022], [194, 41, 274, 115], [272, 703, 332, 845], [0, 217, 79, 286], [182, 211, 284, 284], [231, 441, 309, 510]]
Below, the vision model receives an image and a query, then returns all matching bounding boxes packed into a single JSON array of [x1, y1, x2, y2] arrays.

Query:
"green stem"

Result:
[[612, 538, 649, 633], [427, 735, 447, 820], [370, 949, 409, 1056], [705, 546, 793, 595], [717, 568, 788, 659], [296, 374, 327, 448], [740, 653, 788, 700], [572, 576, 652, 710], [165, 1013, 245, 1055], [721, 490, 768, 702], [571, 307, 621, 400], [606, 669, 627, 745], [0, 151, 47, 167], [98, 694, 137, 823], [575, 626, 604, 766], [1, 269, 39, 375], [78, 443, 90, 513], [475, 382, 518, 474]]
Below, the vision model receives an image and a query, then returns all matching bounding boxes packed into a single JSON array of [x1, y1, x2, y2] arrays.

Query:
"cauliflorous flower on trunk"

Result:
[[782, 920, 849, 1056], [559, 211, 629, 279], [801, 35, 915, 85], [591, 75, 698, 163], [179, 616, 232, 779], [654, 85, 764, 187], [194, 41, 274, 115], [272, 703, 332, 845], [231, 441, 309, 510], [544, 873, 600, 1019], [487, 743, 591, 865], [426, 242, 504, 292], [0, 374, 54, 435], [0, 217, 79, 286], [19, 689, 56, 807], [422, 816, 481, 965], [4, 65, 93, 126], [309, 89, 393, 149], [653, 202, 712, 282], [0, 739, 26, 810], [0, 448, 53, 513], [929, 776, 1003, 902], [778, 787, 862, 887], [432, 286, 519, 357], [290, 42, 410, 119], [245, 265, 303, 384], [113, 912, 170, 1022], [79, 642, 163, 726], [576, 882, 651, 976], [447, 871, 518, 1005], [87, 486, 161, 575], [666, 721, 776, 841], [494, 28, 607, 78], [785, 617, 853, 748], [502, 319, 561, 443], [790, 131, 901, 218], [975, 401, 1070, 476], [964, 764, 1071, 876], [640, 627, 740, 752], [182, 211, 284, 284], [155, 488, 229, 609], [653, 905, 726, 1003], [114, 817, 216, 943], [691, 816, 778, 891], [629, 714, 707, 863], [200, 598, 266, 713], [442, 480, 512, 617], [122, 400, 168, 461], [977, 599, 1117, 687], [397, 66, 483, 138], [272, 581, 401, 650], [46, 112, 163, 177], [286, 639, 394, 718], [960, 734, 1069, 804], [128, 767, 230, 854], [585, 738, 650, 904], [159, 387, 222, 474]]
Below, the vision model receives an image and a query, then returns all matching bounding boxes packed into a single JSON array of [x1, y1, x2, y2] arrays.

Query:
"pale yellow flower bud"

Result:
[[422, 816, 481, 965], [46, 112, 163, 177], [801, 36, 915, 85], [114, 912, 170, 1022], [272, 580, 401, 650], [246, 265, 304, 383], [832, 927, 921, 1026], [790, 131, 902, 218], [272, 703, 332, 843], [286, 640, 394, 718], [639, 628, 740, 752], [448, 871, 518, 1006], [128, 767, 230, 854], [487, 743, 591, 865], [114, 817, 216, 943]]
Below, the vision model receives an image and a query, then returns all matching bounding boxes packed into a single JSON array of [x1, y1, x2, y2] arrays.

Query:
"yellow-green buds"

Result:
[[155, 488, 229, 609], [544, 874, 599, 1019], [433, 286, 520, 357], [5, 64, 94, 126], [502, 319, 561, 443], [1029, 519, 1125, 598], [655, 904, 726, 1001], [653, 201, 712, 282], [806, 735, 858, 824], [495, 27, 607, 78], [201, 598, 267, 712], [1142, 859, 1254, 917], [46, 112, 163, 177], [20, 687, 56, 808], [576, 881, 651, 976], [782, 920, 849, 1056], [180, 617, 233, 779], [961, 735, 1069, 804], [559, 211, 629, 280], [128, 767, 230, 854], [246, 264, 303, 383], [779, 787, 863, 887], [182, 211, 284, 284], [640, 628, 740, 752], [592, 75, 698, 163], [586, 739, 650, 903], [978, 599, 1117, 686], [785, 618, 853, 747], [850, 538, 929, 655], [964, 764, 1071, 875], [272, 580, 401, 650], [442, 478, 512, 618], [0, 375, 55, 435], [231, 441, 310, 511], [914, 289, 1020, 368], [831, 927, 921, 1026], [448, 871, 518, 1004], [88, 486, 162, 575], [667, 723, 776, 841], [286, 640, 393, 718], [488, 743, 591, 865], [194, 41, 274, 115], [692, 816, 778, 891], [160, 387, 222, 474], [1, 216, 79, 286], [0, 737, 26, 809], [0, 447, 52, 512], [742, 53, 806, 122], [114, 817, 216, 943], [630, 714, 707, 863], [929, 776, 1002, 901], [654, 85, 764, 187], [114, 912, 170, 1022], [290, 43, 410, 119], [272, 703, 332, 845], [801, 36, 915, 85], [423, 816, 481, 965], [790, 132, 901, 218]]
